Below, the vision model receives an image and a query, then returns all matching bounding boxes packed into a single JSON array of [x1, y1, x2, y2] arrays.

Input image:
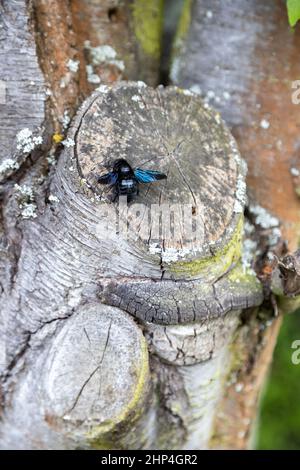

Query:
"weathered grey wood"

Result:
[[171, 0, 300, 449], [0, 0, 271, 449], [0, 0, 168, 450], [0, 304, 153, 449], [171, 0, 300, 247], [99, 266, 263, 324], [0, 0, 164, 183], [76, 82, 247, 275], [0, 80, 263, 449], [1, 0, 299, 451], [150, 315, 237, 449], [146, 312, 239, 365], [0, 0, 45, 179], [171, 0, 260, 125]]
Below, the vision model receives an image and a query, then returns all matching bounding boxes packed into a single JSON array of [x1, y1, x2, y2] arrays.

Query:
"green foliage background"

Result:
[[257, 311, 300, 449], [287, 0, 300, 26]]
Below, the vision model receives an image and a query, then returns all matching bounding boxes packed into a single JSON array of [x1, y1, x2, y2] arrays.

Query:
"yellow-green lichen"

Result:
[[278, 295, 300, 315], [227, 263, 261, 289], [86, 334, 150, 448], [169, 215, 244, 278], [132, 0, 164, 59], [175, 0, 192, 46]]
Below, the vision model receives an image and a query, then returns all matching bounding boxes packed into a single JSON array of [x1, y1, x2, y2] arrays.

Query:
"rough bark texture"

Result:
[[0, 0, 164, 449], [1, 79, 263, 448], [0, 0, 45, 175], [172, 0, 300, 448], [172, 0, 300, 248], [1, 0, 299, 451]]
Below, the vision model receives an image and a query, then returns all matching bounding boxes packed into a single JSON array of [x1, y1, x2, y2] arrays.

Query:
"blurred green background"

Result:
[[257, 311, 300, 449]]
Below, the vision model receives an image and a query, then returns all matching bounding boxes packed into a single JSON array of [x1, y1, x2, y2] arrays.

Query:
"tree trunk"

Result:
[[171, 0, 300, 448], [0, 0, 299, 450]]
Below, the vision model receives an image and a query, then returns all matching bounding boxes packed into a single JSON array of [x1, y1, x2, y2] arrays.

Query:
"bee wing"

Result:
[[134, 168, 167, 183], [97, 171, 118, 185]]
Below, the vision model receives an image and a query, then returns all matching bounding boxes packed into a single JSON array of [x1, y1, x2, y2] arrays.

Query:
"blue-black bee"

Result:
[[97, 158, 167, 202]]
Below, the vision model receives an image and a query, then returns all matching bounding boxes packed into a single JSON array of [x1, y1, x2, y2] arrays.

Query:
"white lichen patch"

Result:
[[242, 238, 258, 274], [189, 84, 202, 95], [234, 174, 247, 213], [67, 288, 83, 308], [249, 204, 279, 229], [234, 200, 244, 214], [182, 89, 194, 96], [84, 42, 125, 72], [291, 167, 300, 177], [149, 244, 192, 263], [60, 73, 72, 89], [15, 184, 34, 200], [96, 85, 110, 94], [0, 158, 20, 174], [131, 95, 141, 102], [14, 184, 37, 219], [47, 153, 56, 166], [86, 43, 115, 62], [48, 194, 59, 204], [234, 152, 248, 175], [244, 220, 255, 236], [201, 88, 232, 108], [149, 243, 161, 255], [206, 90, 215, 101], [86, 64, 101, 84], [20, 204, 37, 219], [66, 58, 79, 73], [62, 137, 75, 148], [61, 110, 70, 130], [235, 383, 244, 393], [260, 119, 270, 130], [16, 128, 43, 154], [248, 203, 281, 246], [131, 94, 145, 110], [161, 247, 193, 263], [268, 227, 282, 246]]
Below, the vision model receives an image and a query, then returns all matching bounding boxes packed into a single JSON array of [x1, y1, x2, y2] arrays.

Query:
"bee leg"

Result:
[[111, 187, 119, 203]]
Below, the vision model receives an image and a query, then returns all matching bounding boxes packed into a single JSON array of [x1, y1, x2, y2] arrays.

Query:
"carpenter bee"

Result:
[[97, 158, 167, 202]]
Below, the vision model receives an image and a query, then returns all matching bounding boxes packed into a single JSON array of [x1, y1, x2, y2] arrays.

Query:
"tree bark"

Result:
[[0, 0, 299, 450], [171, 0, 300, 448]]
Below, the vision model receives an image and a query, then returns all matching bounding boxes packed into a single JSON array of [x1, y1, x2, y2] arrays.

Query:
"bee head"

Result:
[[113, 159, 132, 174]]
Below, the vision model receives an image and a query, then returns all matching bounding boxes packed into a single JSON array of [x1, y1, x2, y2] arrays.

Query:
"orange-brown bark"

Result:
[[234, 3, 300, 248]]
